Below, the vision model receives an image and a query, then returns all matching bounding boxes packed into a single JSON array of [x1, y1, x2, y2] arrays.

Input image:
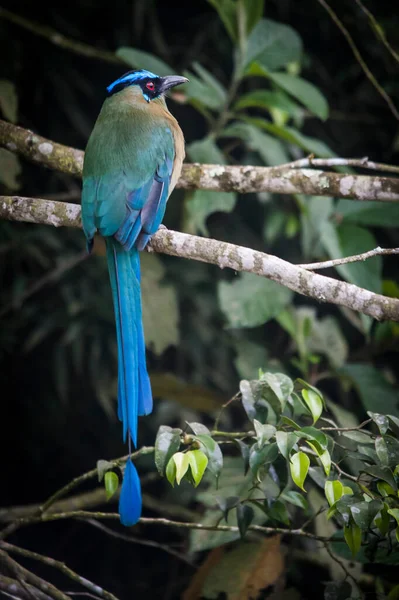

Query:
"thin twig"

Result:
[[0, 543, 119, 600], [279, 156, 399, 175], [0, 448, 154, 542], [320, 419, 373, 433], [354, 0, 399, 65], [0, 8, 121, 64], [316, 0, 399, 121], [323, 540, 359, 587], [299, 247, 399, 270], [213, 391, 242, 431], [83, 519, 195, 567]]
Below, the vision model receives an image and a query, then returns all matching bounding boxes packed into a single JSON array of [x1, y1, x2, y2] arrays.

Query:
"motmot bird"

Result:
[[81, 69, 187, 526]]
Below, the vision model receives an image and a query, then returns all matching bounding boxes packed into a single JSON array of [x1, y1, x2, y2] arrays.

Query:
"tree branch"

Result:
[[1, 120, 399, 201], [0, 543, 119, 600], [1, 510, 331, 543], [299, 246, 399, 270], [0, 574, 54, 600], [1, 196, 398, 321], [0, 550, 70, 600]]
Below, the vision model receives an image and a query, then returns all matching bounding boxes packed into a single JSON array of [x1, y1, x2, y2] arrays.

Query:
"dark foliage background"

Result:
[[0, 1, 398, 598]]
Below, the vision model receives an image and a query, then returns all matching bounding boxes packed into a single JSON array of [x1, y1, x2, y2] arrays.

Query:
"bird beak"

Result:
[[159, 75, 189, 94]]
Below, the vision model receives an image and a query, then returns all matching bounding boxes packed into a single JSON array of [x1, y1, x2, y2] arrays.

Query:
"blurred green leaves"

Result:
[[218, 273, 292, 328]]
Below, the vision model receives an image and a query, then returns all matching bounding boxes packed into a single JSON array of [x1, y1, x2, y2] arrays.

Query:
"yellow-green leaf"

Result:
[[301, 388, 323, 424], [289, 451, 309, 492], [325, 480, 344, 507], [187, 450, 208, 487], [388, 508, 399, 526], [344, 523, 362, 557], [166, 456, 177, 487], [104, 471, 119, 501], [173, 452, 190, 484], [306, 441, 331, 476]]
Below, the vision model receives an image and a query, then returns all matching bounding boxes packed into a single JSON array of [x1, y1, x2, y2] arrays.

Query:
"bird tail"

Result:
[[105, 238, 153, 525]]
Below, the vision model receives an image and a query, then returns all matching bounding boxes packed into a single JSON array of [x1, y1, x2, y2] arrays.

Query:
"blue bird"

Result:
[[81, 69, 187, 525]]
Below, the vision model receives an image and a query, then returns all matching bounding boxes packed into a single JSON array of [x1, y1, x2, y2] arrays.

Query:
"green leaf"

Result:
[[187, 422, 211, 435], [154, 425, 182, 476], [0, 148, 21, 190], [222, 121, 289, 165], [253, 420, 276, 446], [97, 459, 114, 482], [388, 509, 399, 526], [325, 480, 344, 507], [344, 523, 362, 558], [217, 495, 240, 521], [191, 62, 227, 105], [173, 452, 190, 484], [261, 372, 293, 410], [207, 0, 237, 41], [186, 138, 236, 234], [298, 426, 328, 451], [190, 457, 267, 551], [0, 79, 18, 123], [245, 19, 303, 71], [350, 499, 383, 530], [267, 72, 328, 120], [307, 443, 331, 476], [268, 499, 291, 525], [165, 456, 177, 486], [301, 389, 323, 424], [116, 47, 173, 76], [249, 442, 279, 480], [195, 434, 223, 479], [242, 0, 264, 34], [341, 364, 399, 414], [141, 252, 179, 354], [187, 450, 208, 487], [321, 223, 382, 293], [104, 471, 119, 501], [183, 67, 226, 109], [234, 89, 303, 120], [364, 465, 397, 492], [375, 436, 389, 466], [336, 198, 399, 228], [281, 490, 309, 510], [218, 272, 292, 328], [290, 451, 309, 491], [276, 431, 297, 460], [368, 412, 389, 435], [236, 504, 255, 538]]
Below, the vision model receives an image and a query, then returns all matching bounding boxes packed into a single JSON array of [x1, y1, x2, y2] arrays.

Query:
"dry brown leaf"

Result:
[[182, 547, 225, 600], [183, 536, 285, 600]]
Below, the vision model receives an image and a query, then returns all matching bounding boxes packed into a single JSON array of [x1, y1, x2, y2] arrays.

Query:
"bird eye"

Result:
[[146, 82, 155, 91]]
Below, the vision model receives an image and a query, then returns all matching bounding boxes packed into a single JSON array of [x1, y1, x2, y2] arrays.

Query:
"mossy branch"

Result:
[[1, 119, 399, 201]]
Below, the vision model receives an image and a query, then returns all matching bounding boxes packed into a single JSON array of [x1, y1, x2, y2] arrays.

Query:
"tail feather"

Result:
[[119, 459, 142, 526]]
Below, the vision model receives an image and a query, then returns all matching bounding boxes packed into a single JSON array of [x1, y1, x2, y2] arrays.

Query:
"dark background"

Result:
[[0, 1, 398, 598]]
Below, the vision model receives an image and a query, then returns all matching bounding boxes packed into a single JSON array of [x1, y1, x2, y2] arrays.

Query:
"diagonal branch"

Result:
[[1, 195, 398, 321], [0, 543, 119, 600], [299, 246, 399, 270], [1, 120, 399, 201]]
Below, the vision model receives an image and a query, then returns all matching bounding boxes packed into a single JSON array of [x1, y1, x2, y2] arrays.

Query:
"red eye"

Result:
[[146, 82, 155, 91]]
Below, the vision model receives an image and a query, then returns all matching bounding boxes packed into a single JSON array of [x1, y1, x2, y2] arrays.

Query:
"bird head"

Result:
[[106, 69, 188, 103]]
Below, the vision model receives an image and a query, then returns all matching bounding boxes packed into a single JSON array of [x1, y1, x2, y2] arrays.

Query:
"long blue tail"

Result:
[[106, 238, 153, 526]]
